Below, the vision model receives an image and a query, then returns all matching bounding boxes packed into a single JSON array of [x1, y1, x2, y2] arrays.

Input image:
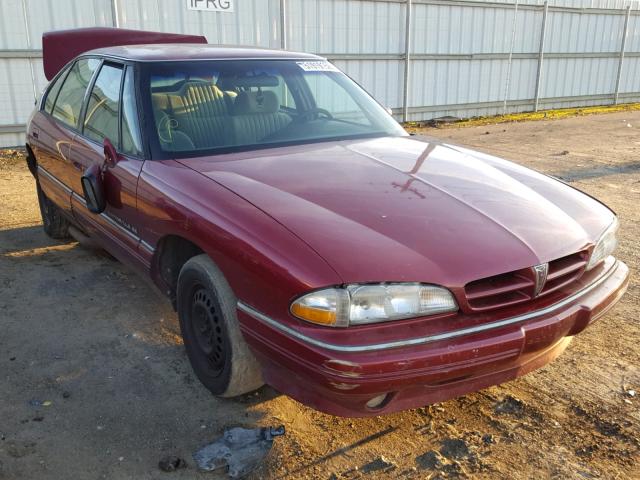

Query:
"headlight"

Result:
[[586, 217, 618, 270], [290, 283, 458, 327]]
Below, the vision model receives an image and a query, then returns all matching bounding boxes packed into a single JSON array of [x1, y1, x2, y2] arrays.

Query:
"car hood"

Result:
[[178, 136, 614, 286]]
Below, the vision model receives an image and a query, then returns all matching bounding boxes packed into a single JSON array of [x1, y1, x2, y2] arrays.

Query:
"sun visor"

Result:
[[43, 27, 207, 80]]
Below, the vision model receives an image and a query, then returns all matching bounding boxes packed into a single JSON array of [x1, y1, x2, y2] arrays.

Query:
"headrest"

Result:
[[232, 91, 279, 115], [179, 81, 225, 100]]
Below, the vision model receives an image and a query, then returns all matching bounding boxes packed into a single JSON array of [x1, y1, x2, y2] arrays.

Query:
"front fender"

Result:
[[136, 159, 342, 327]]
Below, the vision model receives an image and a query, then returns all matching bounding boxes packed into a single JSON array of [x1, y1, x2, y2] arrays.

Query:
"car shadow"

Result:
[[0, 224, 71, 255]]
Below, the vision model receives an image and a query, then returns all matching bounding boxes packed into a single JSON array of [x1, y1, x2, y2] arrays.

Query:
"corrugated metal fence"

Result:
[[1, 0, 640, 147]]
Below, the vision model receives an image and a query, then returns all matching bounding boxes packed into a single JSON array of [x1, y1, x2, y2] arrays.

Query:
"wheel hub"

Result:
[[191, 288, 225, 373]]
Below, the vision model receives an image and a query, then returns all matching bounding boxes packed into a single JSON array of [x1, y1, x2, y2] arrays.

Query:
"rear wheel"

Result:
[[36, 181, 70, 239], [177, 254, 263, 397]]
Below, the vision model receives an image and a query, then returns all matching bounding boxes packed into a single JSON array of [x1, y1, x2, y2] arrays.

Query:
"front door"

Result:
[[68, 62, 147, 270]]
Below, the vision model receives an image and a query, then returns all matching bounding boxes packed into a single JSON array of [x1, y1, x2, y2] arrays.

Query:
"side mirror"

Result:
[[103, 137, 120, 169], [81, 163, 106, 214]]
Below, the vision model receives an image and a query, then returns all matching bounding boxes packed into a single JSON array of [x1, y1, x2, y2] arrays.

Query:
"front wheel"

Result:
[[177, 254, 264, 397]]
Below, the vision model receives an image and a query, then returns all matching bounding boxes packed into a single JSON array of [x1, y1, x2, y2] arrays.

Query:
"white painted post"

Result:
[[280, 0, 287, 50], [111, 0, 120, 28], [614, 6, 631, 105], [533, 1, 548, 112], [402, 0, 412, 123], [20, 0, 38, 102], [503, 0, 519, 115]]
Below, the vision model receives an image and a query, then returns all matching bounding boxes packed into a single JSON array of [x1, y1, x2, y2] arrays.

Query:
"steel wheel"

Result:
[[190, 287, 226, 376], [177, 254, 264, 397]]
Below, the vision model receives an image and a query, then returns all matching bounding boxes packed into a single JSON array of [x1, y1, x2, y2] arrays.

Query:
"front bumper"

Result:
[[238, 258, 629, 417]]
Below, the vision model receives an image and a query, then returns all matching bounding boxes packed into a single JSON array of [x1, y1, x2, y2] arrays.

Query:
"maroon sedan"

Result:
[[26, 28, 629, 417]]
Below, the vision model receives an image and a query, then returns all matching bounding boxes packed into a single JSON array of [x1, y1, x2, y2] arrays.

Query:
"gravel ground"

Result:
[[0, 111, 638, 479]]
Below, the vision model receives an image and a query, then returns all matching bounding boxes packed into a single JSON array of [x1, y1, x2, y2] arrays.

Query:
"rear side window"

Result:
[[83, 64, 123, 145], [52, 59, 100, 128], [44, 67, 69, 114]]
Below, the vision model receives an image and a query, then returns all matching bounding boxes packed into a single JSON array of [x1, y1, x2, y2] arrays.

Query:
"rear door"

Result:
[[68, 61, 147, 269], [31, 58, 100, 214]]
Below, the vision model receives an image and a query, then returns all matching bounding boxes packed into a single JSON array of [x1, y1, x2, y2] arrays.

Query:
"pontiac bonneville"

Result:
[[26, 28, 629, 416]]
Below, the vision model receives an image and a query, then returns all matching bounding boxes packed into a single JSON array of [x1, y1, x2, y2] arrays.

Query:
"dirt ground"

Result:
[[0, 111, 638, 480]]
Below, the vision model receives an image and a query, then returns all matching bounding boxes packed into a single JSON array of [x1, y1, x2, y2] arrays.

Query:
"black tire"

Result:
[[177, 254, 264, 397], [36, 181, 70, 239]]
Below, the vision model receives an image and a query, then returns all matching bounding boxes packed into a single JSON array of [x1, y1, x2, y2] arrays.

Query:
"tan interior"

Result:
[[229, 90, 291, 145], [152, 82, 232, 148], [152, 81, 291, 151]]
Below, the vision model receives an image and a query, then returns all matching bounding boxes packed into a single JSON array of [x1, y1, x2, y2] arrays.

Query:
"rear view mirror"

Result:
[[81, 163, 106, 214]]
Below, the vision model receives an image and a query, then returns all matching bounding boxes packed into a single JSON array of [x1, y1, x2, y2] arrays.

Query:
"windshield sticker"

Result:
[[296, 61, 340, 72]]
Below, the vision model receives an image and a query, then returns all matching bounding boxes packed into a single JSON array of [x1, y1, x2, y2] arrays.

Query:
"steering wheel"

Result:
[[297, 108, 334, 122]]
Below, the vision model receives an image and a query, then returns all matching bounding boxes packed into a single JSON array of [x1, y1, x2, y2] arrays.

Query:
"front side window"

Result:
[[121, 67, 143, 156], [52, 58, 100, 128], [305, 73, 369, 125], [142, 59, 405, 158], [83, 63, 123, 145]]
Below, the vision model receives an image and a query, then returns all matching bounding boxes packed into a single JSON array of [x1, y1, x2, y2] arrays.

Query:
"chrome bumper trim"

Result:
[[237, 260, 622, 353]]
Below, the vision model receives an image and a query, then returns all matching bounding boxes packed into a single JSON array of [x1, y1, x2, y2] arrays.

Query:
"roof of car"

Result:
[[87, 44, 325, 62]]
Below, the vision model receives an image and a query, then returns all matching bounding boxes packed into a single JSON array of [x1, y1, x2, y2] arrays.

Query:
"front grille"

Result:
[[464, 251, 589, 312], [540, 251, 589, 295]]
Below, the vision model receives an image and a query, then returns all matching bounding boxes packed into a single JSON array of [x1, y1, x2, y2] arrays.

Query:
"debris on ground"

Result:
[[158, 455, 187, 472], [439, 438, 470, 460], [494, 395, 525, 416], [481, 434, 495, 445], [0, 149, 24, 169], [422, 115, 460, 128], [193, 426, 285, 478], [415, 450, 442, 470], [360, 455, 396, 474]]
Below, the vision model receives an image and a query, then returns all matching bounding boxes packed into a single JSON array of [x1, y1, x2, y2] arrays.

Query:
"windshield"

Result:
[[141, 59, 406, 158]]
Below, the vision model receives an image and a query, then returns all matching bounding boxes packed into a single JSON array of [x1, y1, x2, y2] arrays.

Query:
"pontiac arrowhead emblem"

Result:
[[532, 263, 549, 297]]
